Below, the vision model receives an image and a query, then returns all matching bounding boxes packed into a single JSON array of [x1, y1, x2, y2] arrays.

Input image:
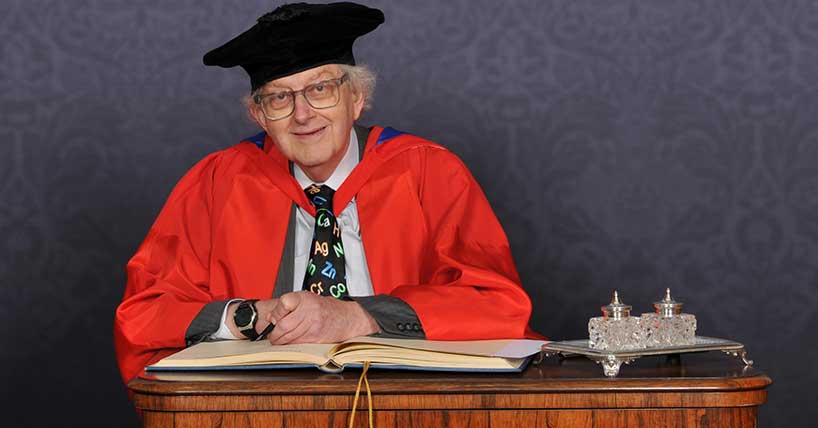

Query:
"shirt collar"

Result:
[[293, 128, 358, 190]]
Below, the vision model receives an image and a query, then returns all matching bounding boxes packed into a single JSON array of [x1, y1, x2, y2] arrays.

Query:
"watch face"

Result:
[[235, 302, 256, 328]]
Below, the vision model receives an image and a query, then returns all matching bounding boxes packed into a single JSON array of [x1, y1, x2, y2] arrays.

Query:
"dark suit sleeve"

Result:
[[354, 295, 425, 338], [184, 300, 234, 345]]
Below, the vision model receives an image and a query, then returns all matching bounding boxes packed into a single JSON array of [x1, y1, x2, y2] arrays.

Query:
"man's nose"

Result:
[[292, 93, 315, 123]]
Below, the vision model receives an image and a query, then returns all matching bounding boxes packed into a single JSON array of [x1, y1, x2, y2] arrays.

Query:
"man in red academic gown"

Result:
[[114, 2, 537, 384]]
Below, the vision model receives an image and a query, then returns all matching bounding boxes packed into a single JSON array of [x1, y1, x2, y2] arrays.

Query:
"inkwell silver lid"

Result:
[[653, 288, 683, 317], [601, 290, 631, 320]]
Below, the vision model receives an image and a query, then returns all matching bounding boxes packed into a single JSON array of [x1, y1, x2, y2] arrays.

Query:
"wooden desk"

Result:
[[129, 351, 771, 427]]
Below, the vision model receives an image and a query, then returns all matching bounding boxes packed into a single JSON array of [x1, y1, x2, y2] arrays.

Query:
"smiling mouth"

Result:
[[292, 126, 326, 137]]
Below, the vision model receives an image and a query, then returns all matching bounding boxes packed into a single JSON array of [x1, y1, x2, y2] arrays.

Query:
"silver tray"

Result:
[[539, 336, 752, 377]]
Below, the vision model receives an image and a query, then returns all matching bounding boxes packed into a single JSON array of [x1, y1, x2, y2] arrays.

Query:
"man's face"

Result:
[[250, 64, 364, 182]]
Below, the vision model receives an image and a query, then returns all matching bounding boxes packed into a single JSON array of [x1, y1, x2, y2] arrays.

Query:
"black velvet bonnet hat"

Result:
[[203, 2, 384, 91]]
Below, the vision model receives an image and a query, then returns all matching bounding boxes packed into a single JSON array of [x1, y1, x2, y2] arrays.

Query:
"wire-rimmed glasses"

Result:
[[253, 74, 350, 121]]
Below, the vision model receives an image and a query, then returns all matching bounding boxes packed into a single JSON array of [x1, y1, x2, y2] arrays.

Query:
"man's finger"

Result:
[[266, 309, 306, 343], [269, 314, 311, 345], [268, 292, 302, 324], [294, 318, 328, 344]]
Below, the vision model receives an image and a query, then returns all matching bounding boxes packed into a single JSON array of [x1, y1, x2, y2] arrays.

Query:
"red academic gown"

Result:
[[114, 126, 537, 384]]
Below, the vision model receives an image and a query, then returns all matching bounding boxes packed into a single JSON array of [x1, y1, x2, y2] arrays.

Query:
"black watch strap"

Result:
[[234, 299, 260, 340]]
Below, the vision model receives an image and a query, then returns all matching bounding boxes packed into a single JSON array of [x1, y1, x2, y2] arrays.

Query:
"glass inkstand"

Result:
[[588, 291, 645, 351], [640, 288, 697, 347], [543, 288, 751, 377]]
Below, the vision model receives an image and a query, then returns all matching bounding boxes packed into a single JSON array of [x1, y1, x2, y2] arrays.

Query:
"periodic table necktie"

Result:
[[302, 184, 349, 299]]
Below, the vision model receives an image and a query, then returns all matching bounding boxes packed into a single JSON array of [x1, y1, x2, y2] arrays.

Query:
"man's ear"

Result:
[[351, 87, 365, 121], [248, 101, 269, 131]]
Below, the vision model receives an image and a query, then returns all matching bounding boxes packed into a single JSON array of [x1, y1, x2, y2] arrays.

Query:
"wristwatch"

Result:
[[233, 299, 260, 340]]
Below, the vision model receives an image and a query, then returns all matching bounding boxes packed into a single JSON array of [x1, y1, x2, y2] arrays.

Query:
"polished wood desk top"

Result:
[[131, 351, 769, 400], [130, 351, 770, 427]]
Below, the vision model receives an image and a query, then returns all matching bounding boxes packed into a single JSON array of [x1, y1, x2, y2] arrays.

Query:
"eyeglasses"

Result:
[[253, 74, 350, 121]]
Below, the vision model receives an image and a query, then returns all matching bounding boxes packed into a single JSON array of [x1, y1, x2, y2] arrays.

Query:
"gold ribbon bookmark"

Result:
[[349, 361, 373, 428]]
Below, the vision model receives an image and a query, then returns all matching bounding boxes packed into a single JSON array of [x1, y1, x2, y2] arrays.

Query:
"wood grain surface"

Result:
[[130, 351, 771, 427]]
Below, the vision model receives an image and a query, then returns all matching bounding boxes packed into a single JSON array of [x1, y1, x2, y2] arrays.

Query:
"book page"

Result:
[[333, 337, 546, 358], [149, 340, 336, 368], [328, 337, 546, 369]]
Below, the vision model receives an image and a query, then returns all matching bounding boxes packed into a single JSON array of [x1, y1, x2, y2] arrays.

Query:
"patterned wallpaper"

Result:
[[3, 0, 817, 426]]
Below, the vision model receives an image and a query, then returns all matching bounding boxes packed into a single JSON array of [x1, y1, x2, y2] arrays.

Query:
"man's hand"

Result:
[[264, 291, 380, 344]]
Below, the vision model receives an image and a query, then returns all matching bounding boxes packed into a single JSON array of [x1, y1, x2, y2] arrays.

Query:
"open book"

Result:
[[147, 336, 547, 373]]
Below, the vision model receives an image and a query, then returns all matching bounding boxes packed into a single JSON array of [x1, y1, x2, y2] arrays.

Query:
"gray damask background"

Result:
[[1, 0, 814, 426]]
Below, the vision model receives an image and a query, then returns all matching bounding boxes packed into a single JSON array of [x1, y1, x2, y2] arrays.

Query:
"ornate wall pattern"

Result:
[[2, 0, 815, 425]]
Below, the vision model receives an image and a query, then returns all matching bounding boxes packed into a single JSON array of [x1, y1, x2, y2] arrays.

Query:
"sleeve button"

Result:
[[397, 323, 405, 331]]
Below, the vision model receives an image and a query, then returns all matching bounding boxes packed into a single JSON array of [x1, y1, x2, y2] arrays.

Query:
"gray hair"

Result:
[[243, 64, 377, 115], [340, 64, 376, 111]]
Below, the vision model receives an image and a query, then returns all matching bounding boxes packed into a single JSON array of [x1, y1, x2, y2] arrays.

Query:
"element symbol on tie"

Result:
[[321, 261, 337, 279], [314, 241, 329, 256], [330, 283, 347, 298], [317, 212, 331, 227]]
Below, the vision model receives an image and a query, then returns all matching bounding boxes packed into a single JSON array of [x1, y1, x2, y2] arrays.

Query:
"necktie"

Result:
[[302, 184, 349, 299]]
